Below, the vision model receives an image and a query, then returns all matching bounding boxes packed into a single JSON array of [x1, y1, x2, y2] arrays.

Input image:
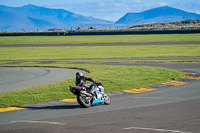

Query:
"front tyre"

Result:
[[77, 95, 91, 108], [103, 93, 111, 105]]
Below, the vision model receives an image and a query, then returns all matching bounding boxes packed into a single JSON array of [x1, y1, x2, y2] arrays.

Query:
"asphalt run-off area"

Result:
[[0, 42, 200, 133], [0, 67, 87, 93]]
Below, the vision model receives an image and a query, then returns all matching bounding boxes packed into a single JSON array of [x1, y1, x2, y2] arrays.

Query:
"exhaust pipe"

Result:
[[81, 91, 92, 97]]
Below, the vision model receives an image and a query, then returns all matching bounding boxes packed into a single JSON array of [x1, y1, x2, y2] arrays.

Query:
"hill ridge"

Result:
[[116, 6, 200, 25], [0, 4, 113, 31]]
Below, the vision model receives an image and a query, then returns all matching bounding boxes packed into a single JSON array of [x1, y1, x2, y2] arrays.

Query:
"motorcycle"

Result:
[[70, 82, 110, 108]]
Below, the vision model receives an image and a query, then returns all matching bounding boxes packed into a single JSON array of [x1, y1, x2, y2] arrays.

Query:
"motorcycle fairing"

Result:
[[92, 95, 104, 105], [92, 86, 105, 105]]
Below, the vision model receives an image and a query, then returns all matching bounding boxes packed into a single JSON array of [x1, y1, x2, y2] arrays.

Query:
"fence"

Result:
[[1, 29, 200, 36]]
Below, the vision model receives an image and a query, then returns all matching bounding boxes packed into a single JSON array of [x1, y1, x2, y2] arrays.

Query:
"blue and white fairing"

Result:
[[92, 85, 105, 105]]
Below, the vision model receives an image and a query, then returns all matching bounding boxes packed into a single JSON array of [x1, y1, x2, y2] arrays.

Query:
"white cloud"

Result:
[[159, 2, 168, 6], [98, 2, 106, 7], [196, 10, 200, 14], [134, 0, 141, 4]]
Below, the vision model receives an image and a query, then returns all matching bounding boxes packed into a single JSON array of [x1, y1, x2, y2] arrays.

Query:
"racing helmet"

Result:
[[76, 72, 84, 86], [76, 72, 83, 79]]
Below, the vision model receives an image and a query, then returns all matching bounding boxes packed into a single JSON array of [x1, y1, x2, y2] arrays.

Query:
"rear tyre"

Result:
[[103, 93, 111, 105], [77, 95, 92, 108]]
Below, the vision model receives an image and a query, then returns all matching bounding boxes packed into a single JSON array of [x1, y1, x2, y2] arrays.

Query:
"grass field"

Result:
[[0, 64, 183, 108], [0, 45, 200, 61], [0, 33, 198, 108], [0, 33, 200, 45]]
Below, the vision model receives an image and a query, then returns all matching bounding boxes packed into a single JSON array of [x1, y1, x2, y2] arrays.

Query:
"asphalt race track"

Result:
[[0, 67, 87, 93], [0, 65, 199, 133], [0, 42, 200, 133], [0, 41, 200, 47]]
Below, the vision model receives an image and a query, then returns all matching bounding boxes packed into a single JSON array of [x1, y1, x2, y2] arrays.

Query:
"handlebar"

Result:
[[95, 81, 102, 86]]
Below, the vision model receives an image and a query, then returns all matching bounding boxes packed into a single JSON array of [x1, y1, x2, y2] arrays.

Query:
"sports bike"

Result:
[[70, 82, 110, 108]]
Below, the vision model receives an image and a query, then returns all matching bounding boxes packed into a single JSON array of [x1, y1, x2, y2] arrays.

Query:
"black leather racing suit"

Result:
[[75, 76, 96, 94]]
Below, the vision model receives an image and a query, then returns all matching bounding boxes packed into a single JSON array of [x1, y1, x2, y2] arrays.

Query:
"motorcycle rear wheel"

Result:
[[77, 95, 92, 108]]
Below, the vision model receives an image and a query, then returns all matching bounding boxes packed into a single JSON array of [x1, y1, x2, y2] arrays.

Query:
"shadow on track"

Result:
[[22, 104, 81, 110]]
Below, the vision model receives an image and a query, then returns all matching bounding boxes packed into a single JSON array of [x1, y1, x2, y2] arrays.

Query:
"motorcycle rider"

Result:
[[75, 72, 96, 95]]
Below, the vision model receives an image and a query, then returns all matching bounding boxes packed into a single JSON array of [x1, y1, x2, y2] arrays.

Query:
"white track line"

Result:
[[10, 120, 65, 126], [124, 127, 192, 133]]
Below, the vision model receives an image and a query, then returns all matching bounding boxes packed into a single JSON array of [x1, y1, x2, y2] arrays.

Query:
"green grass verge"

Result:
[[71, 60, 200, 64], [0, 34, 196, 108], [0, 64, 184, 108], [0, 34, 200, 45], [1, 45, 200, 61]]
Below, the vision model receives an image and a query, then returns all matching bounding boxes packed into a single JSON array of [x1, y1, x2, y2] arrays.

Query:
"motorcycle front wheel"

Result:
[[77, 95, 92, 108], [103, 93, 111, 105]]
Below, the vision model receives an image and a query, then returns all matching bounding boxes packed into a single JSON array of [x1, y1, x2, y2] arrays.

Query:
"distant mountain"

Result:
[[116, 6, 200, 25], [0, 4, 113, 31]]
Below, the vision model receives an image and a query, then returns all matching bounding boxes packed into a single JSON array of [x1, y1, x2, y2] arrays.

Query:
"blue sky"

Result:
[[0, 0, 200, 21]]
